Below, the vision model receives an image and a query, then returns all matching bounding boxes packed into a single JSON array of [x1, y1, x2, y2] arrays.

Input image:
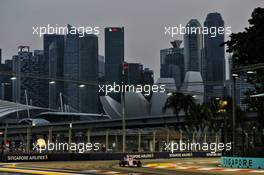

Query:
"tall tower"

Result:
[[63, 28, 80, 111], [160, 40, 184, 89], [78, 34, 98, 113], [0, 48, 2, 64], [105, 27, 124, 101], [64, 25, 99, 113], [12, 47, 47, 107], [12, 46, 32, 104], [48, 36, 64, 110], [204, 13, 225, 100], [184, 19, 203, 73], [44, 34, 65, 108]]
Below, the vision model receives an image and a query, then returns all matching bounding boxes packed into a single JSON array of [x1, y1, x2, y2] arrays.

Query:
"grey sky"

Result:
[[0, 0, 263, 79]]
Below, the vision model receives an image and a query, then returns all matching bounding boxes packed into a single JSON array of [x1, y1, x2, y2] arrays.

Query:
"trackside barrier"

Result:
[[220, 156, 264, 169], [2, 152, 222, 162]]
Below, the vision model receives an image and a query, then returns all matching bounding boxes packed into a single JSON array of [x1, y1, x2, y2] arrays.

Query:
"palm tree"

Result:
[[182, 94, 196, 119], [189, 103, 213, 126], [188, 103, 214, 142], [163, 93, 218, 140], [163, 92, 195, 120]]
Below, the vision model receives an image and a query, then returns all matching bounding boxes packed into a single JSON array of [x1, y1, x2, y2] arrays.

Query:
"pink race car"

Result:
[[119, 155, 142, 167]]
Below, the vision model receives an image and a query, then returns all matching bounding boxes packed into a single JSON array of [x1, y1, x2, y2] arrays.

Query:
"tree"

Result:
[[225, 7, 264, 67], [225, 7, 264, 138], [163, 92, 195, 120], [189, 103, 213, 127]]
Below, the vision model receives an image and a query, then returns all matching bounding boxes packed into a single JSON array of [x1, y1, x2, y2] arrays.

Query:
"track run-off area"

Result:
[[0, 158, 263, 175]]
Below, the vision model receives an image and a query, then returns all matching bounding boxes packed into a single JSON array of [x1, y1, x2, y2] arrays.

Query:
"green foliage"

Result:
[[163, 92, 195, 119], [226, 7, 264, 67], [163, 93, 213, 128], [226, 7, 264, 127]]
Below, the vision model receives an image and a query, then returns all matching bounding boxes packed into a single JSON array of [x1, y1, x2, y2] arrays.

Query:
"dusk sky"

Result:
[[0, 0, 263, 79]]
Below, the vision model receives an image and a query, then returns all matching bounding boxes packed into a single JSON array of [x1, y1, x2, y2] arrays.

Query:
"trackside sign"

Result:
[[220, 157, 264, 169]]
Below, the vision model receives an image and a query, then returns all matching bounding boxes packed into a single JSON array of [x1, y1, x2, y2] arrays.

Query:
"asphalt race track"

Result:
[[0, 158, 263, 175]]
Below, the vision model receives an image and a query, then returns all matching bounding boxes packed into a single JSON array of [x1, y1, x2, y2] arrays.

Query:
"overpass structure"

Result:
[[0, 113, 189, 153]]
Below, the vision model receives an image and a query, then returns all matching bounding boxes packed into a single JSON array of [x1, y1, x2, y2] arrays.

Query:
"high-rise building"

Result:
[[235, 77, 255, 111], [227, 56, 254, 111], [44, 35, 65, 108], [204, 13, 225, 100], [0, 59, 12, 101], [12, 47, 47, 107], [143, 68, 154, 85], [5, 60, 13, 69], [12, 46, 32, 104], [105, 27, 124, 101], [64, 28, 80, 112], [48, 37, 65, 110], [184, 19, 203, 73], [1, 83, 12, 101], [64, 25, 98, 113], [0, 48, 2, 64], [98, 55, 105, 78], [33, 50, 47, 107], [125, 63, 143, 85], [160, 40, 184, 89], [78, 34, 98, 113]]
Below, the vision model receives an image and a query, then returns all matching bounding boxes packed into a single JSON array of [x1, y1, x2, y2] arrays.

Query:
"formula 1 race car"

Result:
[[119, 155, 142, 167]]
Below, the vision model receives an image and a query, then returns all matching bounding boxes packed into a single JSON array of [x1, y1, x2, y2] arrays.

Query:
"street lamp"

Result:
[[122, 62, 128, 153], [232, 73, 239, 77], [231, 73, 238, 156], [252, 126, 256, 146], [79, 84, 85, 88], [167, 92, 173, 96], [10, 77, 17, 80], [247, 70, 255, 74], [49, 81, 55, 84]]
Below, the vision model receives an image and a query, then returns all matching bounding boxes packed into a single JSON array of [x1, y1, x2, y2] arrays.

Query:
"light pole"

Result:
[[11, 77, 21, 119], [122, 62, 128, 153], [49, 81, 57, 111], [231, 64, 263, 156], [232, 73, 238, 156], [121, 91, 126, 153]]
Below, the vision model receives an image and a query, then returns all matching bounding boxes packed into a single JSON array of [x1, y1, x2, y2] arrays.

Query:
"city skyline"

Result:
[[0, 0, 263, 79]]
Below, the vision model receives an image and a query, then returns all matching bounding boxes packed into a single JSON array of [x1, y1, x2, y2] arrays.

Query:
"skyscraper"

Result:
[[78, 34, 98, 113], [0, 48, 2, 64], [204, 13, 225, 100], [98, 55, 105, 78], [0, 58, 12, 102], [44, 34, 66, 108], [125, 63, 143, 85], [64, 28, 80, 112], [227, 56, 254, 111], [12, 47, 47, 107], [64, 25, 99, 113], [4, 60, 12, 69], [105, 27, 124, 101], [184, 19, 203, 73], [12, 46, 32, 104], [33, 50, 47, 107], [160, 40, 184, 89], [48, 36, 64, 110], [143, 68, 154, 85]]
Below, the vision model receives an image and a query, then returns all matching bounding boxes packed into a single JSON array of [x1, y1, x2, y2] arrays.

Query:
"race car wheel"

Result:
[[137, 161, 142, 167]]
